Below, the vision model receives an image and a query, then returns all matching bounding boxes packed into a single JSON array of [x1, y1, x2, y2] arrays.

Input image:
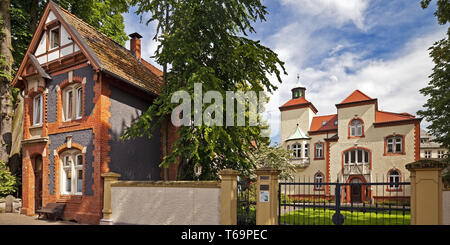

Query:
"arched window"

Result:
[[386, 135, 403, 154], [60, 149, 83, 195], [388, 169, 401, 190], [314, 172, 324, 190], [349, 119, 363, 137], [292, 143, 301, 159], [344, 148, 370, 165]]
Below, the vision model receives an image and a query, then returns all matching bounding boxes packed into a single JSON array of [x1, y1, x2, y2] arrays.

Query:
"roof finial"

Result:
[[295, 73, 303, 88]]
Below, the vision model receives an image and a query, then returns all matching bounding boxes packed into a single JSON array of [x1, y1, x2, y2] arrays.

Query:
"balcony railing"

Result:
[[343, 163, 370, 175], [290, 157, 310, 168]]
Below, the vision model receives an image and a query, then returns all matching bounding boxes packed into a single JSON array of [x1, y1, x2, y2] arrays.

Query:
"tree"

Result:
[[0, 0, 13, 164], [0, 160, 17, 197], [123, 0, 286, 180], [417, 0, 450, 154], [249, 143, 295, 180]]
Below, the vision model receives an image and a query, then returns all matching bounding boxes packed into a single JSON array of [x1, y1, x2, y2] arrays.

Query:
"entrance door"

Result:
[[350, 178, 362, 203], [34, 155, 43, 211]]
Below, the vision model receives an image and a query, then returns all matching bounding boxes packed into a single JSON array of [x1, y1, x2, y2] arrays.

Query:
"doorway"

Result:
[[350, 178, 362, 203], [34, 155, 43, 211]]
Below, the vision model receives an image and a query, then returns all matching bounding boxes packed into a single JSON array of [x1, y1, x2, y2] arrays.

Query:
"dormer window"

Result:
[[50, 27, 60, 50], [322, 121, 326, 126], [334, 120, 338, 126]]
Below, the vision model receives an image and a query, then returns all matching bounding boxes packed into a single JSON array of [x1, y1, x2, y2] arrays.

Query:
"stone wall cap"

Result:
[[101, 172, 121, 178], [218, 169, 239, 176], [111, 180, 221, 188], [405, 159, 449, 170], [256, 167, 281, 175]]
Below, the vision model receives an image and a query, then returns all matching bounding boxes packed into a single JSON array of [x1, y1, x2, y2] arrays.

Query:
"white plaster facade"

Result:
[[280, 85, 421, 201]]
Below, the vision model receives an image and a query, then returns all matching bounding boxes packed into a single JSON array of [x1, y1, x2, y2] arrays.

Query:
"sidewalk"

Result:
[[0, 213, 80, 225]]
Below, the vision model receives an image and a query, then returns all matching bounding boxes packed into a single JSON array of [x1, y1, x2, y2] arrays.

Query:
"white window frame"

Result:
[[424, 151, 431, 158], [49, 26, 60, 50], [63, 85, 82, 122], [438, 151, 444, 159], [60, 150, 83, 196], [33, 94, 43, 126], [315, 173, 324, 189], [344, 148, 370, 165], [387, 136, 403, 153], [292, 143, 301, 159], [315, 143, 323, 158], [350, 119, 363, 137], [389, 170, 401, 189], [304, 144, 309, 158]]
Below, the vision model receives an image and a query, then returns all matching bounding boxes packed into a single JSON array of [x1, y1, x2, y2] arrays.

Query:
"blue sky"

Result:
[[122, 0, 447, 144]]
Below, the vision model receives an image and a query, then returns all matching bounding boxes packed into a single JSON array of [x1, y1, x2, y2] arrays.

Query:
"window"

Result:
[[344, 148, 370, 165], [349, 119, 363, 137], [334, 120, 338, 126], [438, 151, 446, 159], [424, 151, 431, 158], [292, 143, 301, 159], [388, 170, 401, 190], [33, 94, 43, 126], [304, 144, 309, 158], [315, 173, 324, 189], [62, 85, 83, 121], [386, 136, 403, 154], [60, 150, 83, 195], [322, 121, 326, 126], [315, 143, 323, 159], [50, 27, 60, 50]]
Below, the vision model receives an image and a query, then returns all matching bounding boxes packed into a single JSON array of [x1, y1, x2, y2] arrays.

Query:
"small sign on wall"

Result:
[[260, 191, 269, 202]]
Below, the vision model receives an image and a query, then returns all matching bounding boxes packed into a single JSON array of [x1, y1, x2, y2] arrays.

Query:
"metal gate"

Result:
[[237, 176, 256, 225], [279, 178, 411, 225]]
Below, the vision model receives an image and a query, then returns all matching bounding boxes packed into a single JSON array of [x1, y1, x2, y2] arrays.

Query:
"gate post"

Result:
[[256, 167, 280, 225], [219, 169, 239, 225], [100, 172, 121, 225], [406, 160, 448, 225]]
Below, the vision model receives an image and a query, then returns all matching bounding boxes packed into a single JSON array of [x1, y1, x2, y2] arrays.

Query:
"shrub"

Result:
[[0, 161, 18, 197]]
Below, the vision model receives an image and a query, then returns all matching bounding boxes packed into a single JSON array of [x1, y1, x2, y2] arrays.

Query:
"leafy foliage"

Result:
[[0, 161, 17, 197], [249, 143, 295, 180], [417, 0, 450, 153], [123, 0, 286, 179]]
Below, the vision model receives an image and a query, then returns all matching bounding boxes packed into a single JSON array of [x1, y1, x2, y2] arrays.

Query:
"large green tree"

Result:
[[123, 0, 286, 180], [417, 0, 450, 155]]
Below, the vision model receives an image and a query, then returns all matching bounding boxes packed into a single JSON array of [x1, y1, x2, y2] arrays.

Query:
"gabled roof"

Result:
[[52, 3, 163, 95], [340, 90, 372, 104], [279, 97, 318, 113], [309, 114, 338, 133], [375, 110, 415, 123], [286, 125, 310, 141], [13, 1, 163, 96]]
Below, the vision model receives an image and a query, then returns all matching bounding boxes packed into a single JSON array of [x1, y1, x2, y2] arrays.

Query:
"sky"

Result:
[[122, 0, 448, 145]]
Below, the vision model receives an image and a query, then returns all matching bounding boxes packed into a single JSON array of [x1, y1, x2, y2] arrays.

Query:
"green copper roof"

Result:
[[286, 125, 310, 141]]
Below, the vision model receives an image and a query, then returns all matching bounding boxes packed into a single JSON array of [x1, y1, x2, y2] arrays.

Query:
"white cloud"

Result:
[[265, 29, 444, 143], [280, 0, 370, 29]]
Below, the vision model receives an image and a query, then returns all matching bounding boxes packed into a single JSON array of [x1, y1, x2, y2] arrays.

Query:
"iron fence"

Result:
[[279, 177, 411, 225]]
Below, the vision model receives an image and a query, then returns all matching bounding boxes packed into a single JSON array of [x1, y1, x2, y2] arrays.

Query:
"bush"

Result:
[[0, 161, 18, 197]]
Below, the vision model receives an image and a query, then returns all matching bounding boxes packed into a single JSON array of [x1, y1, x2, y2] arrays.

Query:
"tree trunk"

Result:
[[0, 0, 14, 163], [30, 0, 39, 33]]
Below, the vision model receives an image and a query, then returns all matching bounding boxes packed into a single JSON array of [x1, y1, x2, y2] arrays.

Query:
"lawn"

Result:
[[280, 207, 410, 225]]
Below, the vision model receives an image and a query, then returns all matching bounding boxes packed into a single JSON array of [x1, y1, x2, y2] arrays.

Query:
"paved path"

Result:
[[0, 213, 80, 225]]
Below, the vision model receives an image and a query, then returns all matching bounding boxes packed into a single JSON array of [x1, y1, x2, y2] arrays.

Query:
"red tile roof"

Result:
[[340, 90, 373, 104], [309, 114, 338, 132], [375, 110, 416, 123], [279, 97, 318, 113]]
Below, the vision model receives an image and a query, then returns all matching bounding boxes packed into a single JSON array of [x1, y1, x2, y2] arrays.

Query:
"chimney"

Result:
[[129, 32, 143, 60]]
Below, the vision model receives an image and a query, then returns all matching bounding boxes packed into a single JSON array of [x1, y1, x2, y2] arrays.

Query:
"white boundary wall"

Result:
[[110, 182, 221, 225]]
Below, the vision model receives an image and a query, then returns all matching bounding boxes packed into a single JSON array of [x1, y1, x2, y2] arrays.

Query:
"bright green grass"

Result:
[[280, 207, 410, 225]]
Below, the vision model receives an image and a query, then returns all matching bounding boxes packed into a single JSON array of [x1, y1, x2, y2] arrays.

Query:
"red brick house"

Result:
[[12, 1, 178, 224]]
